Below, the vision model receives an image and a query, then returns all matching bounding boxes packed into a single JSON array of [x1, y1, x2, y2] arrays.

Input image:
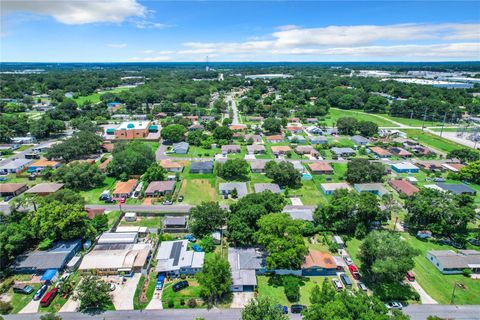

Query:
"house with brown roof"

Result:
[[441, 163, 465, 172], [25, 183, 64, 196], [295, 145, 319, 156], [302, 250, 338, 276], [287, 126, 303, 134], [288, 117, 300, 123], [266, 135, 283, 143], [244, 134, 263, 144], [229, 124, 247, 131], [112, 179, 138, 199], [271, 146, 291, 155], [101, 143, 115, 153], [250, 160, 266, 173], [159, 160, 184, 172], [98, 157, 112, 172], [308, 162, 334, 174], [27, 159, 61, 173], [369, 146, 392, 158], [389, 147, 412, 157], [389, 180, 420, 197], [0, 183, 28, 197], [145, 181, 176, 197]]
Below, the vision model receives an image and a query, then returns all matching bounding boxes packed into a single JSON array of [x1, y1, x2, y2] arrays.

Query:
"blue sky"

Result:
[[1, 1, 479, 62]]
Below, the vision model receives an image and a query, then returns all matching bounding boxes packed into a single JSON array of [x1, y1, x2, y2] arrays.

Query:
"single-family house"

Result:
[[254, 183, 281, 194], [250, 160, 266, 173], [391, 162, 419, 173], [0, 183, 28, 198], [27, 159, 61, 173], [98, 232, 138, 245], [247, 145, 265, 154], [172, 142, 189, 154], [229, 124, 247, 131], [306, 126, 324, 135], [288, 135, 306, 143], [369, 146, 392, 158], [414, 160, 444, 172], [248, 116, 264, 122], [436, 183, 477, 196], [266, 135, 284, 143], [330, 147, 356, 157], [221, 144, 241, 154], [427, 250, 480, 275], [25, 183, 64, 196], [160, 159, 184, 172], [156, 240, 205, 277], [98, 157, 112, 172], [309, 136, 328, 145], [112, 179, 138, 199], [389, 180, 420, 197], [201, 116, 216, 122], [163, 216, 187, 232], [288, 117, 300, 123], [320, 183, 352, 195], [244, 134, 263, 144], [295, 146, 319, 156], [302, 250, 338, 276], [0, 158, 32, 174], [308, 162, 334, 174], [306, 118, 318, 124], [145, 181, 176, 197], [190, 161, 214, 174], [219, 182, 248, 198], [188, 124, 205, 131], [351, 135, 370, 146], [441, 163, 465, 172], [184, 115, 198, 122], [228, 247, 266, 292], [287, 126, 303, 134], [354, 183, 388, 196], [412, 145, 433, 156], [11, 136, 36, 144], [389, 147, 412, 158], [282, 205, 316, 221], [271, 146, 291, 155]]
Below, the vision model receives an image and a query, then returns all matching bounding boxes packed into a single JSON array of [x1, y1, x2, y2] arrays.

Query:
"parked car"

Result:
[[339, 273, 352, 287], [109, 283, 116, 292], [348, 265, 361, 280], [276, 304, 288, 314], [13, 283, 34, 295], [192, 244, 203, 252], [172, 280, 189, 292], [385, 301, 403, 310], [332, 278, 344, 291], [104, 197, 115, 203], [433, 178, 445, 182], [120, 198, 126, 204], [343, 256, 353, 265], [33, 284, 49, 301], [177, 196, 184, 202], [184, 235, 197, 243], [40, 288, 58, 307], [156, 275, 165, 290], [162, 200, 173, 205], [3, 195, 13, 202], [406, 271, 415, 282], [290, 304, 307, 314], [358, 282, 368, 292]]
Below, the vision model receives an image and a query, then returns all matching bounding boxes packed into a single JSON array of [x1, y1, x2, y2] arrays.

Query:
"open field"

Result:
[[74, 87, 130, 105], [322, 108, 398, 127], [178, 178, 216, 205], [120, 216, 163, 229], [380, 114, 444, 127], [402, 129, 466, 153]]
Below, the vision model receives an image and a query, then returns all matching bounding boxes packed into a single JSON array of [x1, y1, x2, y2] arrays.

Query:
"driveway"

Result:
[[108, 274, 141, 310], [146, 289, 163, 310], [290, 197, 303, 206], [18, 299, 40, 314], [408, 280, 438, 304], [60, 295, 81, 312], [230, 292, 255, 308]]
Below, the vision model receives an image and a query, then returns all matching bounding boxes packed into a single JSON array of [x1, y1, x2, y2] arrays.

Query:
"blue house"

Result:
[[391, 162, 419, 173], [301, 250, 338, 276], [354, 183, 388, 196]]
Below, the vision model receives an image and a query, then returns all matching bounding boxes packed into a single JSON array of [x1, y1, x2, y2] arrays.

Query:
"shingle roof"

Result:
[[113, 179, 138, 195], [145, 181, 176, 193], [190, 161, 214, 171], [0, 183, 26, 193], [30, 159, 60, 167], [369, 146, 392, 157], [0, 158, 31, 170], [302, 250, 337, 269], [254, 183, 281, 194], [436, 183, 476, 195], [389, 180, 420, 197], [25, 183, 64, 194], [308, 162, 333, 172]]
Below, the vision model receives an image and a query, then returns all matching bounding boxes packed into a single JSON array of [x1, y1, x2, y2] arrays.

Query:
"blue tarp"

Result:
[[40, 269, 58, 282]]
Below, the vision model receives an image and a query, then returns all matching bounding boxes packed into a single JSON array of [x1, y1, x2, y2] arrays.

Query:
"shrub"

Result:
[[38, 238, 54, 250], [167, 299, 174, 308], [180, 298, 185, 306], [283, 276, 300, 302], [463, 268, 472, 278], [180, 274, 187, 280], [0, 278, 14, 295], [187, 298, 197, 308], [0, 301, 12, 315]]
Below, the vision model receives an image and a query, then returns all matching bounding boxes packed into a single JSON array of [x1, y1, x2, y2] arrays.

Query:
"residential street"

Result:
[[84, 204, 193, 213]]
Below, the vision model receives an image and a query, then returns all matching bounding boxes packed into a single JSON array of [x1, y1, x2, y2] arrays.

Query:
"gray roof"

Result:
[[254, 183, 281, 194], [219, 182, 248, 198], [190, 161, 214, 171], [429, 250, 480, 269], [172, 142, 189, 151], [250, 160, 266, 170], [25, 183, 64, 194], [247, 145, 265, 153], [0, 158, 32, 170], [310, 136, 328, 143], [331, 147, 356, 155], [436, 183, 476, 195], [228, 247, 266, 287], [282, 205, 316, 221], [164, 216, 186, 226], [145, 181, 176, 193], [351, 135, 370, 144]]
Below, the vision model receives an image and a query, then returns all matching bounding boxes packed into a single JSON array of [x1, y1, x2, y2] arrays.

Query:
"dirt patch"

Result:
[[143, 198, 153, 205]]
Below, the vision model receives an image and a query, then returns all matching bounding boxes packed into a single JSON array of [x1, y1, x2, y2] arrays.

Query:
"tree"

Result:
[[43, 189, 85, 206], [359, 231, 418, 284], [447, 149, 480, 163], [52, 162, 105, 191], [346, 158, 385, 184], [196, 254, 232, 306], [187, 130, 206, 146], [142, 162, 167, 183], [241, 297, 288, 320], [189, 202, 227, 238], [107, 141, 155, 178], [310, 278, 336, 306], [336, 117, 358, 135], [46, 131, 103, 162], [161, 124, 186, 142], [255, 213, 308, 270], [262, 118, 282, 134], [0, 212, 34, 270], [357, 120, 378, 137], [199, 235, 216, 253], [364, 95, 389, 113], [213, 126, 233, 141], [217, 159, 249, 181], [458, 160, 480, 184], [265, 161, 301, 188], [75, 275, 112, 311], [91, 214, 109, 234]]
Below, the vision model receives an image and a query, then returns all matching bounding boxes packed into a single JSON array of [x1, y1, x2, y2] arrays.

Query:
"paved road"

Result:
[[0, 138, 58, 167], [85, 204, 193, 213], [226, 93, 240, 125], [404, 304, 480, 320]]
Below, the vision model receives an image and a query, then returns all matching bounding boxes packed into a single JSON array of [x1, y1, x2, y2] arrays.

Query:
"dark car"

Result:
[[3, 195, 13, 202], [172, 280, 189, 292], [33, 284, 49, 301], [104, 198, 115, 203], [178, 195, 184, 202], [13, 284, 34, 295], [291, 304, 307, 314], [340, 273, 352, 287]]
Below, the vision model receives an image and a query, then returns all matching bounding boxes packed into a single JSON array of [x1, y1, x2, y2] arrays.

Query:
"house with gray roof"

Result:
[[221, 144, 241, 154], [254, 183, 281, 194], [145, 181, 176, 197], [250, 160, 266, 173], [247, 144, 266, 154], [190, 161, 214, 174], [228, 247, 267, 291], [427, 250, 480, 274], [163, 216, 187, 232], [219, 182, 248, 198], [436, 183, 477, 196], [156, 240, 205, 276], [351, 135, 370, 145], [172, 142, 189, 154], [310, 136, 328, 145], [330, 147, 356, 157], [0, 158, 32, 174], [282, 205, 316, 221], [244, 134, 263, 144], [288, 135, 307, 143], [354, 183, 388, 196]]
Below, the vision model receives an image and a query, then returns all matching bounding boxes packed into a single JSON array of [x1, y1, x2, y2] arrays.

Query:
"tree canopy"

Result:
[[346, 158, 386, 184], [52, 162, 105, 191], [189, 202, 228, 238], [217, 159, 250, 181], [107, 141, 155, 178], [265, 161, 301, 188], [241, 297, 289, 320], [75, 275, 112, 311], [161, 124, 186, 142], [196, 254, 232, 306], [46, 131, 103, 162]]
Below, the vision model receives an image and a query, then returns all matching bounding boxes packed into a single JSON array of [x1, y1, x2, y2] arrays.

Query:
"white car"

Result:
[[343, 256, 353, 265], [332, 278, 344, 291], [385, 301, 403, 310]]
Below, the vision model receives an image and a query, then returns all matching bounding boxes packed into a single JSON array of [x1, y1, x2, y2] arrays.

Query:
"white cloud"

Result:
[[2, 0, 146, 24], [133, 20, 172, 29], [107, 43, 128, 48]]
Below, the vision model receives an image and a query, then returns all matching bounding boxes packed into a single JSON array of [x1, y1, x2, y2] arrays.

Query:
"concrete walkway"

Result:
[[111, 274, 141, 310], [59, 295, 80, 312], [18, 299, 40, 314], [230, 292, 255, 308], [146, 290, 164, 310], [409, 280, 438, 304]]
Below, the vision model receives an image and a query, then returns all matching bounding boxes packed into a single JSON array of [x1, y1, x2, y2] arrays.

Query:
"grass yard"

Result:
[[178, 178, 216, 205], [380, 114, 444, 127], [323, 108, 398, 127], [74, 87, 130, 105], [106, 211, 122, 228], [402, 129, 466, 153], [9, 283, 42, 314], [79, 176, 116, 204], [289, 179, 326, 205], [120, 216, 162, 228], [133, 271, 157, 310], [170, 146, 219, 158], [162, 279, 203, 309]]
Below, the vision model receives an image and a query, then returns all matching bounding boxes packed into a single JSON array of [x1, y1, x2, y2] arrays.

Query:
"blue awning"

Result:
[[40, 269, 58, 281]]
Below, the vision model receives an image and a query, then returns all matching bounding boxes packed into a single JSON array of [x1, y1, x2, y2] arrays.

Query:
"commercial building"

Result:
[[156, 240, 205, 277], [114, 121, 152, 140]]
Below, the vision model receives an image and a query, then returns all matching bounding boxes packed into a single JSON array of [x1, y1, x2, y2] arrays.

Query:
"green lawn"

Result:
[[178, 177, 217, 205], [289, 179, 326, 205], [120, 216, 162, 228], [133, 271, 157, 310], [322, 108, 398, 127], [380, 114, 444, 127], [74, 87, 130, 105], [162, 279, 203, 308], [106, 211, 122, 228], [9, 283, 41, 314], [402, 129, 467, 153], [169, 146, 219, 158], [79, 176, 116, 204]]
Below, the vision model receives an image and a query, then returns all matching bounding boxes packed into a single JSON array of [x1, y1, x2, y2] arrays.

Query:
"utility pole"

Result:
[[451, 282, 459, 304], [439, 112, 447, 137], [422, 107, 428, 132]]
